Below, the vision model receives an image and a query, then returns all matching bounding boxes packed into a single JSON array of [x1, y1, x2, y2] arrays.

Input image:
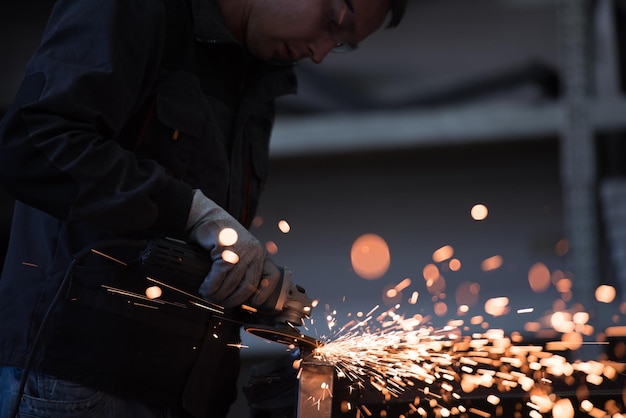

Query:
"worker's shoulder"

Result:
[[119, 0, 170, 26]]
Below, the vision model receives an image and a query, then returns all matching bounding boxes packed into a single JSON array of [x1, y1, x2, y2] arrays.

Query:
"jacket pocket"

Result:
[[156, 71, 206, 138], [135, 71, 208, 180]]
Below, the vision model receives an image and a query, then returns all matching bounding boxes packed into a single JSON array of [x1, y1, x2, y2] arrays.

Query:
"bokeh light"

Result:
[[561, 331, 583, 350], [426, 275, 446, 296], [265, 241, 278, 255], [484, 297, 509, 317], [433, 245, 454, 263], [278, 219, 291, 233], [455, 281, 480, 308], [471, 204, 488, 221], [222, 249, 240, 264], [382, 283, 402, 305], [145, 286, 162, 300], [218, 227, 238, 246], [595, 285, 616, 304], [351, 233, 391, 280], [551, 311, 574, 333], [481, 255, 503, 272], [528, 262, 551, 293], [251, 216, 264, 228], [552, 399, 575, 418], [555, 238, 569, 256], [434, 301, 448, 317], [448, 258, 462, 271], [423, 264, 439, 281]]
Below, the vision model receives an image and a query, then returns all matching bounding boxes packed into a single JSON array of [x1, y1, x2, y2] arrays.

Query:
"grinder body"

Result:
[[139, 237, 312, 326]]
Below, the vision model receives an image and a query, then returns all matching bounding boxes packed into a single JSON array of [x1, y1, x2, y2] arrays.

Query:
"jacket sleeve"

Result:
[[0, 0, 192, 235]]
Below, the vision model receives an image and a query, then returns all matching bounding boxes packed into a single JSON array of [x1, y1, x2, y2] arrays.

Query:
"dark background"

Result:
[[2, 1, 626, 416]]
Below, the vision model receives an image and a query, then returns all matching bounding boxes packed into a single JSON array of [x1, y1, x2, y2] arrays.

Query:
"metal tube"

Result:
[[297, 359, 335, 418]]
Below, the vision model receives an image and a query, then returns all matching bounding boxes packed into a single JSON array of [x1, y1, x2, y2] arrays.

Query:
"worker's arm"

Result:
[[0, 0, 191, 236]]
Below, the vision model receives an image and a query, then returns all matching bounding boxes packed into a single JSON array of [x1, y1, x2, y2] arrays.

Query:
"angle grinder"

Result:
[[140, 237, 318, 349]]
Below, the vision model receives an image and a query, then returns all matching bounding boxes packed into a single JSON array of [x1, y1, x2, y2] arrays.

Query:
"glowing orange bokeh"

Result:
[[528, 262, 551, 293], [433, 245, 454, 263], [595, 285, 616, 304], [278, 219, 291, 233], [251, 216, 264, 228], [484, 297, 509, 317], [423, 264, 439, 281], [448, 258, 462, 271], [145, 286, 162, 300], [555, 238, 569, 256], [455, 281, 480, 308], [434, 301, 448, 317], [351, 233, 391, 280], [265, 241, 278, 255], [481, 255, 503, 272], [426, 275, 446, 296], [552, 399, 575, 418], [470, 204, 488, 221], [221, 249, 239, 264], [218, 227, 238, 246]]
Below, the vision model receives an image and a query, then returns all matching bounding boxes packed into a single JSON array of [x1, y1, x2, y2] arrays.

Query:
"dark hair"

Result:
[[387, 0, 409, 28]]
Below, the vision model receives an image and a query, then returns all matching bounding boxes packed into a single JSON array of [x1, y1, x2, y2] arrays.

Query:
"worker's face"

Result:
[[245, 0, 390, 63]]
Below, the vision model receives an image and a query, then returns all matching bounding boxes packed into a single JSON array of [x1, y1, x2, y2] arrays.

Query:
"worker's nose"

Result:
[[308, 38, 337, 64]]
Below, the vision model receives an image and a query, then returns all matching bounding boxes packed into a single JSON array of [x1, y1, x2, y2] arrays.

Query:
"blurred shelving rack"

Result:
[[270, 0, 626, 317]]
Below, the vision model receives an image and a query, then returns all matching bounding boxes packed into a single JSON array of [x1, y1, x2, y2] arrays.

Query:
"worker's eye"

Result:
[[321, 0, 358, 53]]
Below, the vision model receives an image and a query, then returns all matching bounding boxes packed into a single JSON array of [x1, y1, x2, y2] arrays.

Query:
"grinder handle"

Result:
[[139, 237, 290, 315]]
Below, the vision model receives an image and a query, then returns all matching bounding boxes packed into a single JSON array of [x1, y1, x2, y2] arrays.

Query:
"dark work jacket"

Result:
[[0, 0, 296, 416]]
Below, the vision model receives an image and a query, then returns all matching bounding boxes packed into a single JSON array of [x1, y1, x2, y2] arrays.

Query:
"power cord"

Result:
[[7, 240, 145, 417], [8, 257, 77, 418]]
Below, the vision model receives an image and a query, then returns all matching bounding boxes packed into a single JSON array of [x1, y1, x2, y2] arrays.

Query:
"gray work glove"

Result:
[[186, 189, 281, 308]]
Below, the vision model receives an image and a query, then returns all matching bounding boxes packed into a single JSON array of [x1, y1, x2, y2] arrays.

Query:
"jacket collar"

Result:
[[189, 0, 298, 100], [190, 0, 239, 44]]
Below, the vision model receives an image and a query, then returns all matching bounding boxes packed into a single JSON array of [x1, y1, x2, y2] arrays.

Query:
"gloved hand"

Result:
[[185, 189, 281, 308]]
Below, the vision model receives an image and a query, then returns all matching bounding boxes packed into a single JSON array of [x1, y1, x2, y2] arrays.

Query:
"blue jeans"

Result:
[[0, 367, 178, 418]]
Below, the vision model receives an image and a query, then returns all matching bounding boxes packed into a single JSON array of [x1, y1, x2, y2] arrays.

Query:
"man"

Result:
[[0, 0, 408, 416]]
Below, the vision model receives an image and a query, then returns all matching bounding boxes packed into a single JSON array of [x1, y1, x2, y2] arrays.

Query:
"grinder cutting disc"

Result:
[[244, 324, 318, 350]]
